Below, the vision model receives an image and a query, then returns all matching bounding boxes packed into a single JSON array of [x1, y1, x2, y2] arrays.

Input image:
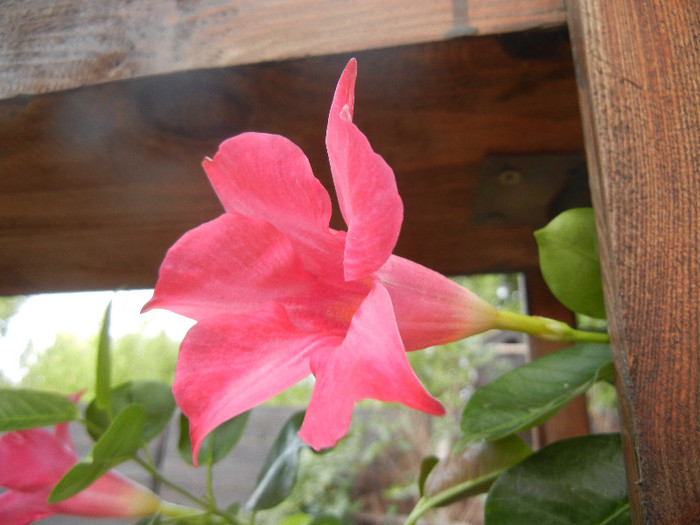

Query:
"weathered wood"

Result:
[[525, 271, 590, 446], [0, 0, 566, 99], [567, 2, 700, 523], [0, 33, 585, 295]]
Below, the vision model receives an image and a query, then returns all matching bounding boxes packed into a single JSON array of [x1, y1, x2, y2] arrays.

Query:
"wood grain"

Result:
[[567, 1, 700, 522], [1, 0, 566, 99], [0, 32, 584, 295]]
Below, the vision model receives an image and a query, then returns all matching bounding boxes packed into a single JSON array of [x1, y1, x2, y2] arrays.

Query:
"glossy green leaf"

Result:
[[95, 301, 113, 411], [459, 344, 612, 448], [0, 389, 79, 431], [86, 380, 175, 443], [246, 411, 306, 511], [485, 434, 630, 524], [178, 410, 250, 466], [49, 403, 146, 503], [535, 208, 606, 319]]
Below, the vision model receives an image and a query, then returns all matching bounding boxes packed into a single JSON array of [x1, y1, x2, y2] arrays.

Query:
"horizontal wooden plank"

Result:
[[1, 0, 565, 99], [0, 32, 584, 295]]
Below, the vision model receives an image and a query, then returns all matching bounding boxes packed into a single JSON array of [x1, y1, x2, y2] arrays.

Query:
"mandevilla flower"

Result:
[[144, 59, 499, 456], [0, 405, 160, 524]]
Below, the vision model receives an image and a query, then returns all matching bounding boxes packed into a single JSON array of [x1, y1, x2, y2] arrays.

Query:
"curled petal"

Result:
[[326, 59, 403, 281], [299, 283, 444, 450], [204, 133, 332, 233], [202, 132, 339, 277], [377, 255, 499, 350], [173, 303, 341, 463], [143, 212, 316, 321]]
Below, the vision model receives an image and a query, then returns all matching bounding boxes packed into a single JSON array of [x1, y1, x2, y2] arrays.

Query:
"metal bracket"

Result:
[[470, 153, 590, 227]]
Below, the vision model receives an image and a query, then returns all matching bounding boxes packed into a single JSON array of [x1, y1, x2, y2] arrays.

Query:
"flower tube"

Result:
[[0, 420, 160, 524]]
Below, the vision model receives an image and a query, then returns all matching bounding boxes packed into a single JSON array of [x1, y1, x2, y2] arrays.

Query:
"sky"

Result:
[[0, 289, 193, 383]]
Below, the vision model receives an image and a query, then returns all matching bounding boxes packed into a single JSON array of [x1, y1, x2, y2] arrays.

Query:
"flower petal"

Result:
[[326, 59, 403, 281], [143, 212, 316, 321], [173, 303, 341, 463], [0, 429, 74, 491], [376, 255, 499, 351], [203, 132, 334, 247], [53, 472, 160, 518], [0, 490, 53, 525], [298, 283, 444, 450]]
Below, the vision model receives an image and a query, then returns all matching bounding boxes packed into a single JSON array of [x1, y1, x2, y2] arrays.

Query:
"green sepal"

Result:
[[418, 456, 439, 496]]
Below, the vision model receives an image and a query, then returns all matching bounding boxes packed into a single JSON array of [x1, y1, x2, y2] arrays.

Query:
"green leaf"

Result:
[[0, 389, 79, 431], [95, 301, 113, 411], [424, 435, 532, 504], [280, 513, 312, 525], [86, 380, 175, 443], [309, 517, 344, 525], [178, 410, 250, 466], [406, 436, 532, 525], [459, 344, 613, 447], [49, 403, 146, 502], [418, 456, 439, 496], [535, 208, 606, 319], [246, 410, 307, 511], [485, 434, 630, 524]]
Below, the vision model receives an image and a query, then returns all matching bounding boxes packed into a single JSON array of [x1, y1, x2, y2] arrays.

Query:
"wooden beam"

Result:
[[0, 0, 566, 99], [567, 2, 700, 523], [0, 33, 584, 295]]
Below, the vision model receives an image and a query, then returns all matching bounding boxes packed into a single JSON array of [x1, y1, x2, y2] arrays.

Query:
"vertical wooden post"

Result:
[[525, 271, 590, 446], [566, 2, 700, 523]]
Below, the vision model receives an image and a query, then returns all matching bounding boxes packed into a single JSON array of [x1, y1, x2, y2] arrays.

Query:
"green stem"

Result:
[[133, 456, 207, 509], [135, 451, 241, 525], [158, 501, 207, 520], [494, 310, 609, 344], [404, 470, 502, 525], [206, 449, 217, 509]]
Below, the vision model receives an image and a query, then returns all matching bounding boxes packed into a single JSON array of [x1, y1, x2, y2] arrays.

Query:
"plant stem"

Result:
[[134, 456, 241, 524], [404, 469, 504, 525], [133, 456, 207, 509], [206, 452, 216, 509], [494, 310, 609, 344]]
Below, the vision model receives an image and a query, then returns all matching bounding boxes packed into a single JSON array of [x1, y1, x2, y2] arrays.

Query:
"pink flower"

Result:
[[0, 417, 160, 524], [144, 59, 498, 456]]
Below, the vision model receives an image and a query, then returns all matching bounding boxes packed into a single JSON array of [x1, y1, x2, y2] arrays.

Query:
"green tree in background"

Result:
[[20, 330, 178, 399], [0, 296, 24, 336]]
